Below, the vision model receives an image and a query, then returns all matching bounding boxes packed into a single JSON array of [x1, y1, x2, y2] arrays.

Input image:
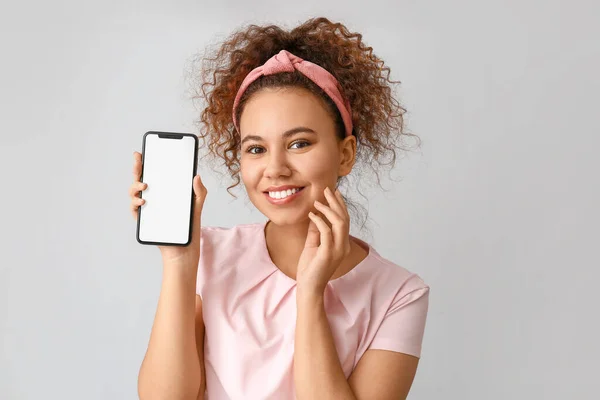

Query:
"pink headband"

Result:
[[232, 49, 353, 137]]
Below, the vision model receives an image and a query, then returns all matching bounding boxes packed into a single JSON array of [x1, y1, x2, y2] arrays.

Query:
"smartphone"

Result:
[[136, 131, 198, 246]]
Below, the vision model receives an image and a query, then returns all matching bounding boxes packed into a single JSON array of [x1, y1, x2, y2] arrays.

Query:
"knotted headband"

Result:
[[232, 49, 353, 137]]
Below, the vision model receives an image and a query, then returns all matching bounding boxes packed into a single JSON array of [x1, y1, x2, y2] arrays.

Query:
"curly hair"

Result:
[[186, 17, 421, 234]]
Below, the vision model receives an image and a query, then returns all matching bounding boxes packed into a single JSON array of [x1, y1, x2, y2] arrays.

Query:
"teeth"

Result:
[[269, 188, 301, 199]]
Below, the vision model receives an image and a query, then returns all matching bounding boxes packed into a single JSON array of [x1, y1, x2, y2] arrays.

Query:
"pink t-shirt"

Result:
[[196, 220, 430, 399]]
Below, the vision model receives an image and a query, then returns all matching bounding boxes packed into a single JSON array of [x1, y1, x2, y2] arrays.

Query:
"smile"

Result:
[[264, 187, 305, 205]]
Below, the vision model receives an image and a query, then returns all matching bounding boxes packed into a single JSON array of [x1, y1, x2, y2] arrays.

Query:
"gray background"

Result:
[[1, 0, 598, 399]]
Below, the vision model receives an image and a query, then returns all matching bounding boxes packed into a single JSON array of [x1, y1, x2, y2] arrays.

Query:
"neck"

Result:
[[264, 218, 310, 279], [263, 218, 369, 282]]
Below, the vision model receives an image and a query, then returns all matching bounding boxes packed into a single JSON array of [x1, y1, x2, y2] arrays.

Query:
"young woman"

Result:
[[132, 17, 430, 400]]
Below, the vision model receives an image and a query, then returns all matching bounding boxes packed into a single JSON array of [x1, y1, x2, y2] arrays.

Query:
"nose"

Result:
[[263, 150, 291, 178]]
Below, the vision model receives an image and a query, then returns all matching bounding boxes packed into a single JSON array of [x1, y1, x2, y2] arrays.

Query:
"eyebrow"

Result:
[[240, 126, 317, 146]]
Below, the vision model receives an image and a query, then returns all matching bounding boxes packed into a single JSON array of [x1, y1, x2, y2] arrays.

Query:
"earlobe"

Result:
[[338, 136, 357, 177], [338, 157, 354, 177]]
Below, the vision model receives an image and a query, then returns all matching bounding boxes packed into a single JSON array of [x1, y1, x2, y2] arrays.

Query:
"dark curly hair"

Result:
[[185, 17, 421, 235]]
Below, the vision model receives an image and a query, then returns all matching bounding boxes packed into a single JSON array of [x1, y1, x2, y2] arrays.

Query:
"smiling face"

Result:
[[238, 87, 355, 226]]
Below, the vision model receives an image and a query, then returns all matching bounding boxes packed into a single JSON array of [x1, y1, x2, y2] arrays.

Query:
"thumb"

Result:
[[192, 174, 207, 217], [189, 175, 207, 246]]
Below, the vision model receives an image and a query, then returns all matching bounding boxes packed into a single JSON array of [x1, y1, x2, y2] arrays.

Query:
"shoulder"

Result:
[[330, 239, 429, 318], [351, 236, 429, 288], [196, 221, 266, 295], [353, 242, 430, 305], [200, 221, 264, 248], [373, 251, 429, 292], [198, 221, 268, 268]]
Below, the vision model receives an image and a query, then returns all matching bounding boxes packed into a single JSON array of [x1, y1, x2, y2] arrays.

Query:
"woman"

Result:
[[132, 17, 430, 400]]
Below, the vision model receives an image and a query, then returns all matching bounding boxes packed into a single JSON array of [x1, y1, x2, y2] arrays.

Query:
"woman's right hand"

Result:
[[130, 151, 208, 266]]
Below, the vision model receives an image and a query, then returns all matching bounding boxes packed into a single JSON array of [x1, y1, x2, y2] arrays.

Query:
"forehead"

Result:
[[239, 87, 335, 137]]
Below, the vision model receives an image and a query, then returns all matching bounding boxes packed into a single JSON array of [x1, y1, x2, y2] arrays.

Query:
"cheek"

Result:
[[240, 161, 258, 187], [300, 165, 338, 201], [299, 154, 338, 181]]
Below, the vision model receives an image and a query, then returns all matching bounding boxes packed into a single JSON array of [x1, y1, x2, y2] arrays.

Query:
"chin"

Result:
[[255, 203, 311, 226], [267, 214, 310, 226], [248, 188, 316, 225]]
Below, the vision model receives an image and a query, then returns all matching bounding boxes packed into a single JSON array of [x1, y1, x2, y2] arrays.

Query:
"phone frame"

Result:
[[135, 130, 199, 246]]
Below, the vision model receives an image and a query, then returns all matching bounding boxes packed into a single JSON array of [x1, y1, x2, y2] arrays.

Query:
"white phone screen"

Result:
[[137, 132, 197, 246]]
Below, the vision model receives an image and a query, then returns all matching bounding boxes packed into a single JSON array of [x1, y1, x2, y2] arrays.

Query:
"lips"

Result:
[[264, 187, 305, 205], [263, 185, 305, 192]]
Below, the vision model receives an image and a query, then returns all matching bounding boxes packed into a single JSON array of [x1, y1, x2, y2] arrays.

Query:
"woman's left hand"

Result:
[[296, 186, 352, 296]]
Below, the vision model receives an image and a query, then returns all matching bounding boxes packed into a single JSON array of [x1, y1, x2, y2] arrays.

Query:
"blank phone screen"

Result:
[[137, 133, 197, 245]]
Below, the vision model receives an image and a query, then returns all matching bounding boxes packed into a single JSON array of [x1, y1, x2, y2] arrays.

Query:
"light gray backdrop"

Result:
[[1, 0, 598, 399]]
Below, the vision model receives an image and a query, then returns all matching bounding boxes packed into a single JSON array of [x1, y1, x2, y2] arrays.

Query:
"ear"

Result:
[[338, 135, 357, 177]]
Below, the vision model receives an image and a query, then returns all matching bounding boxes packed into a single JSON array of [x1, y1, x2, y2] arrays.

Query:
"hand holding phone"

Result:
[[130, 131, 208, 265]]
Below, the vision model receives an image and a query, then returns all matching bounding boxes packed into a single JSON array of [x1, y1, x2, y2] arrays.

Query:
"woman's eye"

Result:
[[246, 146, 264, 154], [290, 140, 310, 149], [245, 141, 309, 154]]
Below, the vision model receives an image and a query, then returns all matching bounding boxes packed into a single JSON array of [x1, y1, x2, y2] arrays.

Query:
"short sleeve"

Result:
[[368, 279, 430, 358]]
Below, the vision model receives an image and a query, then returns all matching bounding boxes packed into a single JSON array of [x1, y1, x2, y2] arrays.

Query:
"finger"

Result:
[[304, 218, 320, 248], [324, 186, 351, 255], [193, 174, 207, 200], [314, 200, 346, 255], [192, 175, 207, 214], [314, 200, 343, 227], [334, 188, 350, 218], [133, 151, 142, 182], [323, 187, 345, 219], [191, 175, 207, 224], [132, 197, 145, 206], [131, 198, 145, 219], [129, 181, 148, 198], [308, 212, 333, 250]]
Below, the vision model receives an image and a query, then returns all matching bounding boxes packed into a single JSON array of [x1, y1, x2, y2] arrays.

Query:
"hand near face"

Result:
[[295, 186, 352, 295]]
